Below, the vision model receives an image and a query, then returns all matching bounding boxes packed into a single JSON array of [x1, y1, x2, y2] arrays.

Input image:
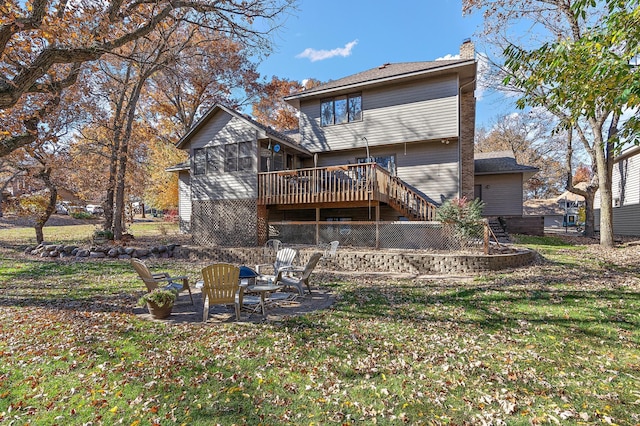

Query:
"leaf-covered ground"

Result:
[[0, 237, 639, 425]]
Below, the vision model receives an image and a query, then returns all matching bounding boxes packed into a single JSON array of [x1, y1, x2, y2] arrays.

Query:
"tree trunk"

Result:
[[104, 65, 134, 233], [582, 189, 596, 238], [33, 167, 57, 244], [592, 114, 618, 247], [113, 74, 147, 240]]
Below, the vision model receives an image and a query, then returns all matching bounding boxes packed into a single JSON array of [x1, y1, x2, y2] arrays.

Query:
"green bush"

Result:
[[93, 229, 114, 240], [71, 211, 93, 219], [436, 196, 485, 238]]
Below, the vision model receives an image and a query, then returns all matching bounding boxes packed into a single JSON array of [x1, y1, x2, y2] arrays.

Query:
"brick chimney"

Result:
[[460, 39, 475, 60]]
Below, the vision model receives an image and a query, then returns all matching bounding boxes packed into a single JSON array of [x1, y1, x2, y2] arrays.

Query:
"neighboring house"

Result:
[[169, 40, 535, 247], [474, 151, 538, 217], [523, 183, 587, 228], [523, 198, 564, 227], [594, 145, 640, 236]]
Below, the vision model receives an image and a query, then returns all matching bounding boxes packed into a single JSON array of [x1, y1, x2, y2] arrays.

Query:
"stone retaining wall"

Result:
[[173, 246, 537, 274]]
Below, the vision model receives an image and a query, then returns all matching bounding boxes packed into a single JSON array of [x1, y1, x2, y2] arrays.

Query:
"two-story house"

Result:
[[594, 145, 640, 236], [170, 41, 481, 247]]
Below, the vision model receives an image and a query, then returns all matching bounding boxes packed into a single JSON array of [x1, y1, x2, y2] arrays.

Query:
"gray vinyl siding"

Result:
[[614, 152, 640, 206], [610, 150, 640, 235], [611, 204, 640, 236], [187, 112, 258, 201], [299, 76, 459, 152], [475, 174, 524, 216], [595, 148, 640, 235], [304, 140, 459, 205], [178, 171, 191, 222]]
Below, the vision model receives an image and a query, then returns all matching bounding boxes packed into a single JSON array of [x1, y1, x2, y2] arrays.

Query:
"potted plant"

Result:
[[138, 288, 177, 319]]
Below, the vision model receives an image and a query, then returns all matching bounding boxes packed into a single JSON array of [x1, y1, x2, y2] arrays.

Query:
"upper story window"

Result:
[[224, 141, 252, 172], [193, 146, 222, 175], [321, 93, 362, 126], [194, 142, 251, 175], [193, 148, 207, 175]]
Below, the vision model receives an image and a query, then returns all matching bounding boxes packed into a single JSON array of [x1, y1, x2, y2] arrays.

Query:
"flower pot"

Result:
[[146, 301, 173, 319]]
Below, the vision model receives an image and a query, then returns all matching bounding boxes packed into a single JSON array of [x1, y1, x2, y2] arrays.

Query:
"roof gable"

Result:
[[175, 104, 309, 155]]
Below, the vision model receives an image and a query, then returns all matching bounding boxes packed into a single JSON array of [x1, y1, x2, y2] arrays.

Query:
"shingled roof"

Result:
[[174, 104, 310, 156], [474, 151, 539, 176], [285, 59, 475, 103]]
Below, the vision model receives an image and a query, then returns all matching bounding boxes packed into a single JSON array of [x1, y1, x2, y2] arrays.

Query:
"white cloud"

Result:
[[296, 40, 358, 62], [436, 53, 460, 61]]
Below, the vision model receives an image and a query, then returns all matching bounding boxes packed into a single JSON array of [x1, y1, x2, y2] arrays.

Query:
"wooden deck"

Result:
[[257, 163, 438, 221]]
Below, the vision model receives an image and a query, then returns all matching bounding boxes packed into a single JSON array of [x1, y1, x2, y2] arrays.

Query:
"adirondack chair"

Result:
[[201, 263, 242, 322], [256, 247, 298, 284], [131, 258, 193, 304], [322, 241, 339, 258], [279, 252, 323, 295]]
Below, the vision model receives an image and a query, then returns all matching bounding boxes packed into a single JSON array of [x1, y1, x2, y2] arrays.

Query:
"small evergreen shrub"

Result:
[[436, 196, 485, 238]]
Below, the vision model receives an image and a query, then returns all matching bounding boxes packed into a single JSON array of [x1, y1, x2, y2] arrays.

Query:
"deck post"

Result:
[[375, 204, 380, 249], [315, 208, 320, 245], [257, 204, 268, 246]]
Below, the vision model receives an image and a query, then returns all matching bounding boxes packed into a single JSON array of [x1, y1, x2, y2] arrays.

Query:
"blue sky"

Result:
[[256, 0, 507, 127]]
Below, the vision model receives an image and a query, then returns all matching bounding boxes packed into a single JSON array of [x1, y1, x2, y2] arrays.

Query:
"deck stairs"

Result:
[[386, 176, 437, 221], [488, 217, 511, 243]]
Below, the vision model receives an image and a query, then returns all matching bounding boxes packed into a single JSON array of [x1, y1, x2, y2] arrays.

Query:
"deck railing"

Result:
[[258, 163, 386, 205], [258, 163, 437, 221]]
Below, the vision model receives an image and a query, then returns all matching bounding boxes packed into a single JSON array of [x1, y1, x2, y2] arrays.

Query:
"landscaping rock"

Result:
[[135, 248, 150, 258], [76, 249, 90, 257], [89, 251, 106, 258], [107, 248, 119, 258]]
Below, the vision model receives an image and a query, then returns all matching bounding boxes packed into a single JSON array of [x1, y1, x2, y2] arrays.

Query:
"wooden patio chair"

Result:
[[201, 263, 242, 322], [279, 252, 323, 295], [256, 247, 298, 284], [131, 258, 193, 304]]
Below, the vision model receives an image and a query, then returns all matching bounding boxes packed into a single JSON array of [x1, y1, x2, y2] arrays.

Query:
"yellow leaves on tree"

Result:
[[144, 139, 185, 211]]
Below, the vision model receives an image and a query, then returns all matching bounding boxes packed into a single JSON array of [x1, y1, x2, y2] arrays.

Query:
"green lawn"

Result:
[[0, 229, 639, 425], [0, 220, 180, 246]]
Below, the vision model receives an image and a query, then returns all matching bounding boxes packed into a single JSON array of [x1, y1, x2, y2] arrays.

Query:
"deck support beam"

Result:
[[315, 208, 320, 246]]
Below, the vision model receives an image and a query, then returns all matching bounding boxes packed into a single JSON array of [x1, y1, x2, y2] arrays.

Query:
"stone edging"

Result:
[[25, 242, 179, 259], [23, 242, 537, 273], [173, 246, 537, 274]]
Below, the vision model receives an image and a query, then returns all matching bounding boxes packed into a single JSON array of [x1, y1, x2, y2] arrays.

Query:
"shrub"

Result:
[[71, 211, 93, 219], [137, 288, 177, 307], [93, 229, 114, 240], [436, 196, 485, 238]]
